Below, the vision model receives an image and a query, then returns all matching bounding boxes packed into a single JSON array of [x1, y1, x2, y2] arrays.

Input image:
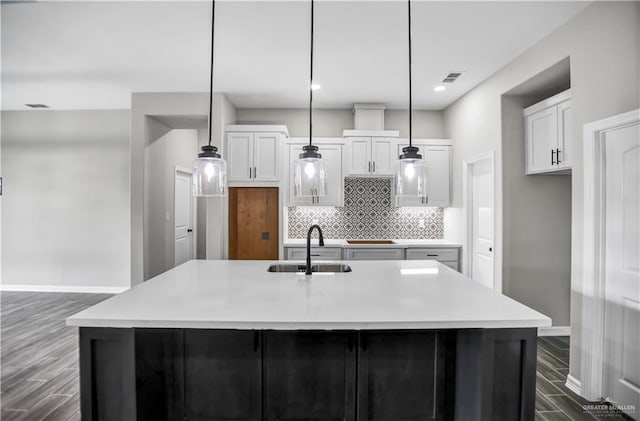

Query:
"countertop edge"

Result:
[[66, 318, 551, 330]]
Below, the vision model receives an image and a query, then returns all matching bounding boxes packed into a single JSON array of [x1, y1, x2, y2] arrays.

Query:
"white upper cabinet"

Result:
[[524, 89, 572, 174], [395, 140, 452, 207], [225, 125, 288, 183], [345, 137, 396, 176], [288, 140, 345, 207], [227, 132, 254, 180]]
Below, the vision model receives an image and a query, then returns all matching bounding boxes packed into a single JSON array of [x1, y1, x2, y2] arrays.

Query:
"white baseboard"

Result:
[[0, 284, 128, 294], [538, 326, 571, 336], [566, 374, 582, 395]]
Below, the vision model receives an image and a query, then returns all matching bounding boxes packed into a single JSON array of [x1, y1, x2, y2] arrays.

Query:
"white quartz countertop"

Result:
[[283, 239, 462, 248], [67, 260, 550, 330]]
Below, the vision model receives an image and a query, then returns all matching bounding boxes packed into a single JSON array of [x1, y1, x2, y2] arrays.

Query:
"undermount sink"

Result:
[[346, 239, 396, 245], [268, 263, 352, 273]]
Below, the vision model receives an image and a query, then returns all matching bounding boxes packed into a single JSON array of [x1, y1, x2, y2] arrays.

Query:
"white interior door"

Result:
[[603, 121, 640, 417], [469, 157, 495, 289], [174, 169, 194, 266]]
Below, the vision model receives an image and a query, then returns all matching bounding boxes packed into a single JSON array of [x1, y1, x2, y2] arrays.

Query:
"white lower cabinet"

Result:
[[344, 248, 404, 261], [285, 247, 343, 260], [284, 245, 462, 272], [405, 247, 461, 271]]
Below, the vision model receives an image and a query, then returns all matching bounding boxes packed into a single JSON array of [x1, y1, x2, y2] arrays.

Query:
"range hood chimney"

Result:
[[343, 103, 399, 137]]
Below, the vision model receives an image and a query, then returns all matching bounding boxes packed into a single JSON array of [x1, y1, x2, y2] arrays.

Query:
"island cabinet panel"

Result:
[[357, 331, 447, 421], [134, 329, 184, 421], [264, 331, 356, 421], [183, 329, 262, 421], [455, 328, 537, 421], [79, 328, 137, 421]]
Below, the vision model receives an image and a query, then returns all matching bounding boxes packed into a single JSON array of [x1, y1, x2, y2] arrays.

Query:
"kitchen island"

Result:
[[67, 259, 550, 421]]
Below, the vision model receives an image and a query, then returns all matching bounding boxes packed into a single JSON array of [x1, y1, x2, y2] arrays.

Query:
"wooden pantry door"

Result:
[[228, 187, 279, 260]]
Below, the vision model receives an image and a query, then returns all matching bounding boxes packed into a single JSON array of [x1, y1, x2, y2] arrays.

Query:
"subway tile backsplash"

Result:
[[287, 178, 444, 239]]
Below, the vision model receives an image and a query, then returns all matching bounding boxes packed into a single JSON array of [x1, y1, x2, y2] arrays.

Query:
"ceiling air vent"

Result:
[[25, 104, 49, 109], [442, 72, 465, 83]]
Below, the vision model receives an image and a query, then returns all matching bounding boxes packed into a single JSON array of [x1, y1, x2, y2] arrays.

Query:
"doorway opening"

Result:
[[143, 115, 208, 280], [500, 57, 572, 334]]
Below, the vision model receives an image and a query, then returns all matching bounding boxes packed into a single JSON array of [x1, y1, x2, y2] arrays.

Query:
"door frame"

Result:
[[463, 151, 498, 292], [174, 166, 197, 264], [581, 108, 640, 400]]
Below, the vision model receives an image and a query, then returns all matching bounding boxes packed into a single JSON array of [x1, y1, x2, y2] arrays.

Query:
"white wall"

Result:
[[144, 127, 198, 279], [236, 108, 445, 138], [1, 110, 130, 292], [443, 1, 639, 383]]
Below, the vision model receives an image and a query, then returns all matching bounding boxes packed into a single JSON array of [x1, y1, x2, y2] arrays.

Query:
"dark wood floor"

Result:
[[535, 336, 632, 420], [0, 292, 634, 421]]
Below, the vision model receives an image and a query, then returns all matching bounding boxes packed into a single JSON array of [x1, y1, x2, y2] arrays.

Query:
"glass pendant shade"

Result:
[[395, 146, 427, 197], [293, 144, 326, 197], [192, 145, 227, 197]]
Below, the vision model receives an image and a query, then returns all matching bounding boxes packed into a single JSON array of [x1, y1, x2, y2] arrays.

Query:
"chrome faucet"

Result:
[[306, 224, 325, 275]]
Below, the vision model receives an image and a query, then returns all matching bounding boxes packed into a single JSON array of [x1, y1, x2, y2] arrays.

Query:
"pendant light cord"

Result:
[[408, 0, 413, 148], [208, 0, 215, 148], [309, 0, 314, 147]]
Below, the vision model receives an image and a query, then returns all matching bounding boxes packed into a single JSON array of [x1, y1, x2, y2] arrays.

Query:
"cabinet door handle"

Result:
[[556, 148, 562, 164], [249, 167, 252, 178], [551, 149, 556, 165], [425, 194, 429, 204], [368, 161, 371, 172], [253, 166, 257, 178], [373, 161, 376, 172]]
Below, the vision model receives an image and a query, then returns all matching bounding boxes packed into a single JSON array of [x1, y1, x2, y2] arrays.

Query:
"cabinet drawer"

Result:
[[344, 248, 404, 260], [285, 247, 342, 261], [405, 248, 459, 262], [440, 261, 460, 272]]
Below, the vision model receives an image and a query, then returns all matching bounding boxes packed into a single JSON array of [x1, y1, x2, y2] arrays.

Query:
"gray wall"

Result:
[[144, 127, 198, 279], [236, 108, 445, 138], [502, 95, 572, 326], [1, 110, 130, 290], [443, 1, 640, 382]]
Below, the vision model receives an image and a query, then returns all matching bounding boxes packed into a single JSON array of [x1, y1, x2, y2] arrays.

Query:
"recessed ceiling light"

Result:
[[25, 103, 49, 109], [310, 83, 321, 91], [433, 86, 446, 92]]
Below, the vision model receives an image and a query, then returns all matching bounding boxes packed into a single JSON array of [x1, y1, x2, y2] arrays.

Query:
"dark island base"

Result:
[[79, 327, 537, 421]]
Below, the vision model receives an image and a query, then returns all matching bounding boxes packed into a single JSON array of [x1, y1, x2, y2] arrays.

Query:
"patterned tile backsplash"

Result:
[[287, 178, 444, 239]]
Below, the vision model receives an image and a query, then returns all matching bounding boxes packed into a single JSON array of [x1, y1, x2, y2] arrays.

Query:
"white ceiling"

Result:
[[1, 1, 590, 111]]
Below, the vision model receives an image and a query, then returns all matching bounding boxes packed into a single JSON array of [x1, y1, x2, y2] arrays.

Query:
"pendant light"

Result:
[[395, 0, 428, 198], [193, 0, 227, 197], [293, 0, 326, 198]]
